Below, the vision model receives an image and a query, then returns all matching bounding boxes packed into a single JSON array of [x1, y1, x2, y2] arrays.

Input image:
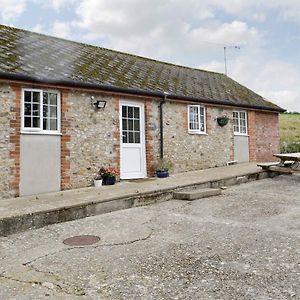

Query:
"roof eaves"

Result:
[[0, 71, 285, 113]]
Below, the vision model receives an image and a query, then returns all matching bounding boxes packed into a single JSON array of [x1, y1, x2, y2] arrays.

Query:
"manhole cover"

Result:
[[63, 235, 100, 246]]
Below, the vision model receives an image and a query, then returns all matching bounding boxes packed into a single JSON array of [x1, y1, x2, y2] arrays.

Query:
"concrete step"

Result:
[[173, 188, 222, 201]]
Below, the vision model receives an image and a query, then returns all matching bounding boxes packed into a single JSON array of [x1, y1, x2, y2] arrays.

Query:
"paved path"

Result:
[[0, 174, 299, 299], [0, 163, 267, 236]]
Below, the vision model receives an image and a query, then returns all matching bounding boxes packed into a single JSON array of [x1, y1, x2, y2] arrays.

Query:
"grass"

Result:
[[279, 113, 300, 153]]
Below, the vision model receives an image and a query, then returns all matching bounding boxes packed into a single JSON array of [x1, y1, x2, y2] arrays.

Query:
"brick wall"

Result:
[[61, 89, 71, 190], [254, 112, 279, 162], [0, 83, 20, 199]]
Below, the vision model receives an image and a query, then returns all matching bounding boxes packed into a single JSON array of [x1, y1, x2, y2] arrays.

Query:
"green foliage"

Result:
[[279, 113, 300, 153], [153, 158, 173, 172]]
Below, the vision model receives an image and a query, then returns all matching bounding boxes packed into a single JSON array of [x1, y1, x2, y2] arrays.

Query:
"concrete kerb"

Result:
[[0, 169, 273, 237]]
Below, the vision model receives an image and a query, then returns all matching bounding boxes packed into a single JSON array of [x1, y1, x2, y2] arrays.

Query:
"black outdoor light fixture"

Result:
[[91, 96, 106, 109]]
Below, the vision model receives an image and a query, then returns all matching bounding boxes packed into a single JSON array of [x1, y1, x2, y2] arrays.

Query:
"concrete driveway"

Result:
[[0, 175, 299, 299]]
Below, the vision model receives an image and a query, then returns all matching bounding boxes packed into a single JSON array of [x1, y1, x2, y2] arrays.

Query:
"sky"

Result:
[[1, 0, 300, 112]]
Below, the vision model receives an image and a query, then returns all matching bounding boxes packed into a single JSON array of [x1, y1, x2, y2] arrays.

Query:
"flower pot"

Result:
[[94, 179, 103, 187], [156, 170, 169, 178], [217, 117, 229, 127], [102, 176, 116, 185]]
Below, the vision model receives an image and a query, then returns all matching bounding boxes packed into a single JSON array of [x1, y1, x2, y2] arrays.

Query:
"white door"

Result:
[[120, 101, 146, 179]]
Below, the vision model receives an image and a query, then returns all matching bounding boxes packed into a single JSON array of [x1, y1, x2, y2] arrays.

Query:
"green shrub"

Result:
[[280, 141, 300, 153]]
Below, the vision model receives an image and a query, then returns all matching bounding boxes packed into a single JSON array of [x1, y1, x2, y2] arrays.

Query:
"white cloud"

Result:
[[73, 0, 260, 63], [33, 0, 77, 11], [51, 21, 72, 39], [200, 56, 300, 112], [0, 0, 26, 22]]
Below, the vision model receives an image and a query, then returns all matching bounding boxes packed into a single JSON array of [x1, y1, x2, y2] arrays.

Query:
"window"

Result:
[[188, 105, 206, 133], [122, 105, 141, 144], [233, 111, 247, 135], [22, 89, 60, 133]]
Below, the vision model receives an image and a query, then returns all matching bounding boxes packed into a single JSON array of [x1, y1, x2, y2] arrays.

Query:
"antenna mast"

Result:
[[224, 46, 227, 76], [223, 45, 240, 76]]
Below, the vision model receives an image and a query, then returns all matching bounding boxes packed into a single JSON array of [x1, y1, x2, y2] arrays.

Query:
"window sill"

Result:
[[21, 131, 62, 136], [188, 131, 208, 135], [234, 133, 249, 137]]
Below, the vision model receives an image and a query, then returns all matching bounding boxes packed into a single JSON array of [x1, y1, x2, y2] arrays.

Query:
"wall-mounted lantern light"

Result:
[[91, 96, 106, 109]]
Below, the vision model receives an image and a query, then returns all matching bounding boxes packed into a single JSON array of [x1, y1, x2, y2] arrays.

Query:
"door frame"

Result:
[[119, 100, 147, 179]]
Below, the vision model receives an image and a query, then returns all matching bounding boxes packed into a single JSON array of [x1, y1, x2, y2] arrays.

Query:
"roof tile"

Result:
[[0, 24, 283, 111]]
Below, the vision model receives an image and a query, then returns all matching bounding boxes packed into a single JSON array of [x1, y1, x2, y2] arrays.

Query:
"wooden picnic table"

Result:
[[273, 152, 300, 171]]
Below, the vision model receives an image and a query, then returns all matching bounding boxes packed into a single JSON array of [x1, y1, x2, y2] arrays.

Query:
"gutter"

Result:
[[159, 93, 167, 160], [0, 72, 285, 113]]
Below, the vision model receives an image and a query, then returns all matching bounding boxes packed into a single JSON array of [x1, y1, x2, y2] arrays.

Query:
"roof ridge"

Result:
[[0, 24, 224, 77]]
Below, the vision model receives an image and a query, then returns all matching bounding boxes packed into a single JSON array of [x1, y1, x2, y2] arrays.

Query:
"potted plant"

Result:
[[154, 158, 173, 178], [99, 167, 118, 185], [93, 169, 103, 188], [217, 115, 229, 127]]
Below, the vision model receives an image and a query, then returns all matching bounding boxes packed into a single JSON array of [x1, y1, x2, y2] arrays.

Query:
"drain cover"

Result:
[[63, 235, 100, 246]]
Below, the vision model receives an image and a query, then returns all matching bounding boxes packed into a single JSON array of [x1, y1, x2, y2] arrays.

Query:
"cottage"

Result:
[[0, 25, 284, 198]]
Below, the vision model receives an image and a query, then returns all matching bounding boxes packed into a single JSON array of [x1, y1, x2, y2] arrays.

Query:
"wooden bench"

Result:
[[269, 166, 294, 174], [257, 162, 294, 174], [257, 162, 279, 170]]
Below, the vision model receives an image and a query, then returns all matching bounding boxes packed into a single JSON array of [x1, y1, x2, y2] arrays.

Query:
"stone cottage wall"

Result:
[[0, 82, 282, 197], [161, 101, 233, 174], [63, 90, 120, 189], [0, 83, 19, 199]]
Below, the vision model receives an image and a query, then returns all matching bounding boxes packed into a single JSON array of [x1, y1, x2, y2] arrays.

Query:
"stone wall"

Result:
[[0, 84, 18, 199], [0, 82, 282, 197], [64, 90, 120, 189], [161, 101, 233, 174]]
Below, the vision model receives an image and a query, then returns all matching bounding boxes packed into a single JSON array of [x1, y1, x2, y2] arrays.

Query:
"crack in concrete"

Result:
[[0, 272, 62, 290], [22, 229, 154, 268], [94, 231, 154, 248], [0, 272, 87, 296]]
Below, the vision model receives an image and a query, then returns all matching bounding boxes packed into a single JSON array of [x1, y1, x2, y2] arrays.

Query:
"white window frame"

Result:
[[188, 104, 206, 134], [21, 88, 61, 134], [233, 110, 247, 135]]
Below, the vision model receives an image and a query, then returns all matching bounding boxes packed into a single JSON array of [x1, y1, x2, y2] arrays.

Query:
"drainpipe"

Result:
[[159, 92, 168, 159]]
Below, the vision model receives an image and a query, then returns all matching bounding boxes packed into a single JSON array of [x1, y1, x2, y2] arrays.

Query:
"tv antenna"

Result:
[[224, 45, 240, 76]]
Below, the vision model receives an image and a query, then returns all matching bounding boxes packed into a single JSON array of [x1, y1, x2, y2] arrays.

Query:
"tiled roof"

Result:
[[0, 24, 283, 111]]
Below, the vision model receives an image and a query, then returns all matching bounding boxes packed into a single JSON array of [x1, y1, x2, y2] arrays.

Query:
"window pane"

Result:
[[134, 132, 140, 143], [134, 107, 139, 118], [43, 118, 48, 130], [32, 117, 40, 128], [32, 92, 40, 103], [49, 93, 57, 105], [50, 106, 57, 118], [122, 119, 127, 130], [122, 131, 128, 143], [128, 119, 133, 130], [122, 106, 127, 118], [43, 105, 48, 118], [24, 117, 31, 127], [50, 119, 57, 130], [24, 103, 31, 115], [128, 107, 133, 118], [24, 91, 31, 102], [32, 104, 40, 116], [43, 92, 48, 104], [200, 115, 205, 132], [128, 132, 134, 143], [134, 120, 140, 131]]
